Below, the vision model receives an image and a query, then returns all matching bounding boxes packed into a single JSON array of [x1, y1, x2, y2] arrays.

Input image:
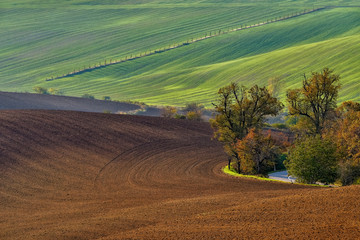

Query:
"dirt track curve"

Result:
[[1, 110, 360, 239]]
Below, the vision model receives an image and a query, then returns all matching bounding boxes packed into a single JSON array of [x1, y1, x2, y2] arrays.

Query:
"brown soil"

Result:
[[0, 92, 141, 114], [0, 110, 359, 240]]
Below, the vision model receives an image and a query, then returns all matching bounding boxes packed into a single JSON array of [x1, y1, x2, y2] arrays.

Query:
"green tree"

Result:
[[285, 135, 338, 184], [210, 83, 283, 167], [286, 68, 341, 135]]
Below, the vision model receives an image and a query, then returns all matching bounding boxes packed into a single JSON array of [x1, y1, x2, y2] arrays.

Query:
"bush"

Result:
[[338, 162, 360, 186], [48, 88, 63, 95], [174, 114, 186, 119], [102, 96, 111, 101], [186, 111, 202, 121], [161, 106, 177, 118], [33, 86, 48, 94], [82, 93, 95, 99], [183, 103, 204, 121], [353, 177, 360, 185], [285, 135, 338, 184], [184, 102, 204, 113]]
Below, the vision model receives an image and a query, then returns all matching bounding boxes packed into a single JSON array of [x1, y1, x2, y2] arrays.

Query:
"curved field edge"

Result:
[[222, 165, 330, 187]]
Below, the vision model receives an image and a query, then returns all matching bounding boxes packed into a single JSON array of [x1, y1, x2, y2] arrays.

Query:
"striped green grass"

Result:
[[1, 1, 359, 106], [1, 1, 303, 88], [30, 7, 360, 106]]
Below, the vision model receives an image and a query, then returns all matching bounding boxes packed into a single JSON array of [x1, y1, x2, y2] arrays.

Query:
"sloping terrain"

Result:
[[53, 6, 359, 106], [1, 1, 359, 106], [0, 92, 141, 113], [0, 0, 300, 89], [1, 110, 359, 239]]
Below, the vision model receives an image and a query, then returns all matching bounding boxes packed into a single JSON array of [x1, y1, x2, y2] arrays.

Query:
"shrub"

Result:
[[338, 162, 360, 186], [48, 88, 62, 95], [82, 93, 95, 99], [161, 106, 177, 118], [33, 86, 48, 94], [184, 102, 204, 113], [186, 111, 202, 121], [103, 96, 111, 101], [174, 114, 186, 119], [354, 177, 360, 185], [285, 135, 338, 184]]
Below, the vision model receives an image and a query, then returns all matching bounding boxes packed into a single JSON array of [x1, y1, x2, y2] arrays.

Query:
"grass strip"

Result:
[[222, 165, 330, 187]]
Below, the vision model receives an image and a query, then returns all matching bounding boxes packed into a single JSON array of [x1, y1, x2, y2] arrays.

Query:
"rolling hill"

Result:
[[1, 1, 359, 106], [0, 91, 142, 113], [2, 2, 360, 239], [1, 110, 360, 239]]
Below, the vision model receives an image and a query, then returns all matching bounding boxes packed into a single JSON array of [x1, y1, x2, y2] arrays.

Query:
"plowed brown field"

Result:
[[1, 110, 359, 240]]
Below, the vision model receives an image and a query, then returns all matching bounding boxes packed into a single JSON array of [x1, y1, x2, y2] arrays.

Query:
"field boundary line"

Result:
[[46, 6, 347, 81]]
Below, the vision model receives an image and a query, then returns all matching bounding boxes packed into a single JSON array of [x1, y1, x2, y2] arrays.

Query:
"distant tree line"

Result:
[[211, 68, 360, 185], [33, 86, 63, 95], [33, 88, 114, 102], [161, 103, 205, 121]]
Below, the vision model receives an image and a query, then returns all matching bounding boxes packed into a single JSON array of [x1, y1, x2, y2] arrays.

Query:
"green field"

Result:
[[1, 0, 359, 106]]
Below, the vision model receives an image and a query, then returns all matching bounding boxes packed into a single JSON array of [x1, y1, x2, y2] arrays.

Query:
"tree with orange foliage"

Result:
[[235, 129, 282, 175], [211, 83, 283, 169], [161, 106, 177, 118], [286, 68, 340, 135], [334, 102, 360, 163], [324, 101, 360, 185]]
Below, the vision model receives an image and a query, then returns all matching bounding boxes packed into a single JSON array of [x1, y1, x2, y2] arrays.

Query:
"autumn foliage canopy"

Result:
[[212, 68, 360, 184], [210, 83, 283, 173]]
